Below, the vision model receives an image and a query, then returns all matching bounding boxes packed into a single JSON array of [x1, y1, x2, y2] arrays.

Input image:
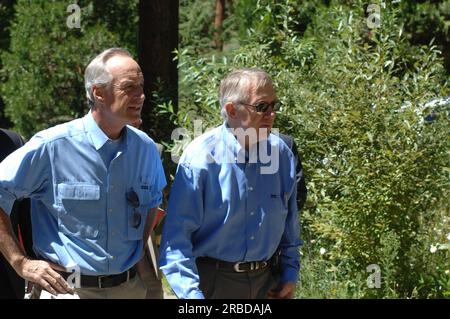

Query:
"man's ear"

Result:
[[92, 85, 106, 104], [225, 102, 238, 119]]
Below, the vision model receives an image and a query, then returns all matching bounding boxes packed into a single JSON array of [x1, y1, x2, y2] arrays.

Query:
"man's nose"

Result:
[[136, 92, 145, 102]]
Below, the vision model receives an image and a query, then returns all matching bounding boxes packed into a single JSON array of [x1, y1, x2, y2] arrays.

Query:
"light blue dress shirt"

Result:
[[0, 112, 166, 275], [159, 123, 302, 299]]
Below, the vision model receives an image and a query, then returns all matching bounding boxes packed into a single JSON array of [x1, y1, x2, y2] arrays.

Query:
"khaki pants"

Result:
[[141, 232, 164, 299], [140, 258, 164, 299], [32, 274, 147, 299]]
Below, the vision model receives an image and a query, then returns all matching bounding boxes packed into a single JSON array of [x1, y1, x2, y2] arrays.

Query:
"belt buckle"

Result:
[[233, 262, 246, 273]]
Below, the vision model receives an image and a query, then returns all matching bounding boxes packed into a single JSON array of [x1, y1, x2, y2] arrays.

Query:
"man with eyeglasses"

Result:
[[160, 68, 302, 299], [0, 48, 166, 299]]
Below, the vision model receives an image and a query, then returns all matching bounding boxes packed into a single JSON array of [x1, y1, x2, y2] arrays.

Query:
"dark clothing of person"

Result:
[[197, 258, 279, 299], [0, 129, 33, 299], [278, 133, 307, 211]]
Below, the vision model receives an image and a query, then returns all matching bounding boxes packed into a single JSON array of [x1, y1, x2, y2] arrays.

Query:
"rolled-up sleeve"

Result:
[[148, 144, 167, 209], [0, 138, 49, 215], [159, 163, 205, 299]]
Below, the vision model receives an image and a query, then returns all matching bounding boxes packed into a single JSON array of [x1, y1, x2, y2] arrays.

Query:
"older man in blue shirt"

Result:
[[160, 68, 302, 299], [0, 48, 166, 299]]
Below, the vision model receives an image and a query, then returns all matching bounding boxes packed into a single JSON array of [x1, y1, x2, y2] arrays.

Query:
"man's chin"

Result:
[[129, 117, 143, 129]]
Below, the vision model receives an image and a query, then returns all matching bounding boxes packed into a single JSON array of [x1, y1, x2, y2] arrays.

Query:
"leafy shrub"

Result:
[[0, 0, 138, 138]]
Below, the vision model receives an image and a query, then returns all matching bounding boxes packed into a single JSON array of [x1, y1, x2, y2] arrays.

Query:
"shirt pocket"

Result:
[[262, 193, 289, 231], [126, 183, 153, 241], [266, 193, 289, 213], [56, 183, 101, 239]]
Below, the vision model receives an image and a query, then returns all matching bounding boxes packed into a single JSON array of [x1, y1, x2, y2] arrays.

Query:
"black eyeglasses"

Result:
[[126, 189, 141, 228], [240, 100, 281, 113]]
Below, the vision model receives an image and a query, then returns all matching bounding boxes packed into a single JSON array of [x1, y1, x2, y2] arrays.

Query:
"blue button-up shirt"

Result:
[[0, 112, 166, 275], [159, 123, 302, 299]]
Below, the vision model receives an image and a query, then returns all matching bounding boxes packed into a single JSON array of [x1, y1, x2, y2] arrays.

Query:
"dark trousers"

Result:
[[0, 202, 32, 299], [0, 254, 24, 299], [197, 260, 279, 299], [0, 129, 32, 299]]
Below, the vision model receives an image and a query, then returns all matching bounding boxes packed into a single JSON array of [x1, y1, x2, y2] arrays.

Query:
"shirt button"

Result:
[[248, 186, 253, 191], [108, 208, 113, 213], [250, 236, 255, 240], [250, 211, 254, 216]]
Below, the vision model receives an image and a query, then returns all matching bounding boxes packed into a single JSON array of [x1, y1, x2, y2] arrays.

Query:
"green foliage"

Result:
[[174, 0, 450, 298], [85, 0, 139, 53], [0, 0, 138, 138], [179, 0, 239, 56], [0, 0, 16, 128], [0, 1, 115, 137], [179, 0, 216, 54], [296, 243, 366, 299], [289, 2, 449, 298], [0, 0, 15, 57], [399, 0, 450, 70]]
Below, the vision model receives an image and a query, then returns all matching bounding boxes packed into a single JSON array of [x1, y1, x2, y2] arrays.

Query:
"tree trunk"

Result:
[[214, 0, 225, 52], [138, 0, 178, 140]]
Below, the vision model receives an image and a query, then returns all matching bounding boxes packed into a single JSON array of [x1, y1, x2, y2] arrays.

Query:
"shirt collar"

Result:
[[221, 122, 242, 159], [221, 122, 260, 163], [82, 111, 112, 150], [221, 122, 274, 164]]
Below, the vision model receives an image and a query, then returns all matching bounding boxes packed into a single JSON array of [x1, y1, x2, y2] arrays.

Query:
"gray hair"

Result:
[[219, 68, 273, 120], [84, 47, 132, 107]]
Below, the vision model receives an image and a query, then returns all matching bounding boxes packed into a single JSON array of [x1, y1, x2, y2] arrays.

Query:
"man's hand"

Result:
[[0, 209, 73, 296], [16, 257, 74, 295], [267, 281, 296, 299]]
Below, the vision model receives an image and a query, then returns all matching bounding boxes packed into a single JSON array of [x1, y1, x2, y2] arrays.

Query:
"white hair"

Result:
[[84, 47, 132, 107], [219, 68, 273, 120]]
